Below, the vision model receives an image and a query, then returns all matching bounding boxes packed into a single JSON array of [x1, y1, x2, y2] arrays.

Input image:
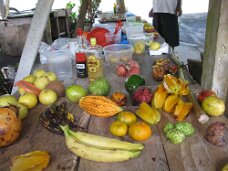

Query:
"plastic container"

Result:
[[47, 50, 72, 81], [128, 34, 146, 54], [105, 32, 121, 44], [103, 44, 133, 63], [125, 23, 144, 38]]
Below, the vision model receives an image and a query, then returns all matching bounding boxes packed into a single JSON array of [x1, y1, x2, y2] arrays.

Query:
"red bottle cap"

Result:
[[76, 53, 86, 62]]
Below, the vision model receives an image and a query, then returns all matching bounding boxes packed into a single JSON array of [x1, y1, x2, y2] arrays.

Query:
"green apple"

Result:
[[44, 72, 57, 82], [33, 69, 46, 78], [150, 42, 161, 51], [18, 93, 38, 109], [39, 89, 57, 105], [23, 75, 37, 83], [34, 76, 50, 90]]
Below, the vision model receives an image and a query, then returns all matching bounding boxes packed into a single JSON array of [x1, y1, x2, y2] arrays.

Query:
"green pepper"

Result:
[[125, 74, 145, 94]]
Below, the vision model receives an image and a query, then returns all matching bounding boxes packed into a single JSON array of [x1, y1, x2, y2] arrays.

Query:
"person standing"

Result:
[[149, 0, 182, 49]]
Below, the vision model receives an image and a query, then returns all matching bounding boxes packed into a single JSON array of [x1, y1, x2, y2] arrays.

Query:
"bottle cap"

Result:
[[76, 53, 86, 62], [90, 38, 96, 46], [77, 28, 83, 36]]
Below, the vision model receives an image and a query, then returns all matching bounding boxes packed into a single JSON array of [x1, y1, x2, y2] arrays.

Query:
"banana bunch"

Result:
[[60, 125, 144, 162]]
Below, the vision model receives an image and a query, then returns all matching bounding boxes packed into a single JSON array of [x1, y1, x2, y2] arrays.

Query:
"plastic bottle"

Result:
[[87, 38, 104, 82]]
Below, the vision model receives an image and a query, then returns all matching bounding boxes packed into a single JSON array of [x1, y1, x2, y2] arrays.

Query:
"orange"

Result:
[[110, 121, 128, 137], [128, 121, 152, 141], [116, 111, 137, 125]]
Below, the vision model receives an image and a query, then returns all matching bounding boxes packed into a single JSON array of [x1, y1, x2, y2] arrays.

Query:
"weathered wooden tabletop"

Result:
[[1, 53, 228, 171]]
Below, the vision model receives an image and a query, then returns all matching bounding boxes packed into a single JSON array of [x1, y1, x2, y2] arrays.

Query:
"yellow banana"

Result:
[[62, 127, 141, 162], [61, 125, 144, 151]]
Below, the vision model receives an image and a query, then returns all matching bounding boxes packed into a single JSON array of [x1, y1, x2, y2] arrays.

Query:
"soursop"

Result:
[[166, 129, 186, 144], [88, 77, 111, 96], [175, 122, 195, 136]]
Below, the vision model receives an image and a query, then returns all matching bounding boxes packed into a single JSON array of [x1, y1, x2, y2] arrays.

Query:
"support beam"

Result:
[[11, 0, 54, 94], [201, 0, 228, 101]]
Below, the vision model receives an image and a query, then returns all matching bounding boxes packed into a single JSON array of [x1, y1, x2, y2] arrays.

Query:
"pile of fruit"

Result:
[[164, 122, 195, 144]]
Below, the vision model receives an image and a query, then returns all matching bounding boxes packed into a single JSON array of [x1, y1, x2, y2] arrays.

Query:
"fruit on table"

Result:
[[125, 74, 145, 94], [0, 106, 21, 147], [150, 42, 160, 51], [197, 89, 216, 102], [136, 102, 161, 125], [202, 96, 225, 116], [222, 163, 228, 171], [88, 77, 111, 96], [60, 125, 142, 162], [66, 85, 87, 103], [166, 129, 185, 144], [46, 80, 65, 98], [163, 74, 190, 95], [110, 92, 127, 107], [128, 121, 152, 141], [61, 125, 144, 151], [205, 122, 227, 146], [18, 93, 38, 109], [0, 94, 18, 107], [116, 60, 140, 77], [10, 151, 50, 171], [132, 86, 153, 106], [34, 76, 50, 90], [39, 89, 57, 106], [16, 103, 28, 120], [79, 96, 123, 117], [164, 122, 195, 144], [152, 85, 168, 109], [116, 64, 128, 77], [163, 94, 180, 113], [33, 69, 46, 78], [23, 75, 37, 83], [43, 71, 57, 82], [116, 111, 137, 125], [173, 99, 193, 121], [110, 121, 128, 137], [152, 65, 165, 81]]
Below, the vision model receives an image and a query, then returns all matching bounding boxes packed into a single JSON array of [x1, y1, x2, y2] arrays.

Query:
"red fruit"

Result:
[[126, 66, 140, 77], [116, 64, 127, 77], [127, 60, 140, 69], [197, 89, 216, 102], [132, 86, 153, 106]]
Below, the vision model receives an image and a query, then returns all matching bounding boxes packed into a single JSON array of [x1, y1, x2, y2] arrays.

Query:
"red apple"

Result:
[[197, 89, 216, 102]]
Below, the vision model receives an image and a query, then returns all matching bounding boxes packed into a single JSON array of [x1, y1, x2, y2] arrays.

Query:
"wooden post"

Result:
[[201, 0, 228, 101], [11, 0, 54, 94]]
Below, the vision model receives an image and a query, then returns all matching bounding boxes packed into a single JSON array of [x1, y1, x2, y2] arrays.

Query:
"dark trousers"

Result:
[[153, 13, 179, 48]]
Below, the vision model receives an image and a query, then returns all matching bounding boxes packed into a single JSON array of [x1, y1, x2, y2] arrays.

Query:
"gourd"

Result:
[[0, 106, 21, 148], [79, 96, 123, 117]]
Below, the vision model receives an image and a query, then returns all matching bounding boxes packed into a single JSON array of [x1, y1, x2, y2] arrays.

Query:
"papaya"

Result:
[[152, 84, 168, 109], [163, 94, 180, 113], [136, 102, 161, 125]]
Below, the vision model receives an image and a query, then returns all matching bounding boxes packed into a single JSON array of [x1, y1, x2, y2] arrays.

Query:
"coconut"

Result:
[[46, 80, 65, 98]]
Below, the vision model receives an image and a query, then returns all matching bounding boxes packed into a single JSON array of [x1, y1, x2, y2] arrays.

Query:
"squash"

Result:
[[0, 106, 21, 148], [163, 94, 180, 113], [152, 85, 168, 109], [10, 151, 50, 171], [79, 96, 123, 117], [173, 99, 193, 121]]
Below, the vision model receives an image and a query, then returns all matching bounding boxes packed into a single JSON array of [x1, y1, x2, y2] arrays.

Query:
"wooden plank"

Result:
[[11, 0, 55, 95], [0, 97, 91, 171], [157, 99, 228, 171]]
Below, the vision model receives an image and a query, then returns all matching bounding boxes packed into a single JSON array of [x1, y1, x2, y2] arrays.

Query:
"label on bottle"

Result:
[[76, 63, 87, 78], [87, 55, 104, 81]]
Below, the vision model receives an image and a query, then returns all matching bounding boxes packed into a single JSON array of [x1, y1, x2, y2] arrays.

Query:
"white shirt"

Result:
[[153, 0, 178, 14]]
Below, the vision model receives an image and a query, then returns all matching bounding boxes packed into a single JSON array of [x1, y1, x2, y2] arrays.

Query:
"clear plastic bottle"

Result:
[[87, 38, 104, 82]]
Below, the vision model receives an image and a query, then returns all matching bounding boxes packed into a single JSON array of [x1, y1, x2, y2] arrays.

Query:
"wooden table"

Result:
[[1, 53, 228, 171]]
